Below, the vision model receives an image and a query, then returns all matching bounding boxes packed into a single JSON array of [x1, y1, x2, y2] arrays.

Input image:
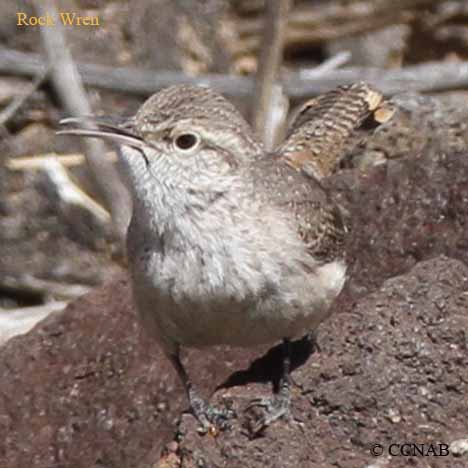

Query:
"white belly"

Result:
[[131, 246, 346, 352]]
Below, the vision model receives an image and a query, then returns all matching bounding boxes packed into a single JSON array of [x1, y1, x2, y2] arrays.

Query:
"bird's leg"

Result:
[[247, 338, 292, 433], [168, 351, 234, 433], [307, 330, 321, 353]]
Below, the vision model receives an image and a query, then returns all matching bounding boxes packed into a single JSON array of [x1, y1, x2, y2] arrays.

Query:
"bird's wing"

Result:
[[252, 82, 393, 262], [249, 155, 347, 264]]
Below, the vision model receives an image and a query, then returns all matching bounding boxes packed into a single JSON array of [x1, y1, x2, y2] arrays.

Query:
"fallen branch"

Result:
[[237, 0, 438, 24], [1, 48, 468, 98], [38, 158, 111, 224], [233, 0, 440, 53], [285, 61, 468, 97], [235, 16, 410, 54], [0, 69, 48, 126], [0, 48, 253, 96], [6, 152, 117, 170], [0, 301, 67, 346], [0, 275, 91, 301], [34, 0, 130, 244], [7, 152, 113, 250]]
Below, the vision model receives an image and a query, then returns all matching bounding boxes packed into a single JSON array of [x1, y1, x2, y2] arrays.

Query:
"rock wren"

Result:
[[60, 82, 385, 433]]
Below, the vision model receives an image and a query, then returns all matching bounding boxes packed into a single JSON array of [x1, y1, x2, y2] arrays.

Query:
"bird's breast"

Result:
[[127, 210, 345, 348]]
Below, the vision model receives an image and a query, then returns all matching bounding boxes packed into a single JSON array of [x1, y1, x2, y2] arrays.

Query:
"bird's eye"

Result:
[[174, 133, 199, 151]]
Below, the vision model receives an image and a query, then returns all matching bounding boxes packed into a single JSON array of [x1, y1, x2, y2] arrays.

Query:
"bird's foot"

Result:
[[246, 391, 291, 434], [188, 390, 235, 435]]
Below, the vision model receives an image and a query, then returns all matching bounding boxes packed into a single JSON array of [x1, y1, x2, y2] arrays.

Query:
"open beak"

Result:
[[57, 116, 146, 150]]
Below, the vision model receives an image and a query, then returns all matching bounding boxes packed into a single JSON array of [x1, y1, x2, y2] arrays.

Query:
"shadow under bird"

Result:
[[59, 82, 385, 433]]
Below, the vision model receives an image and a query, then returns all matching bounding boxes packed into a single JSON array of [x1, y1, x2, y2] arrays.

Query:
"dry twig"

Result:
[[34, 0, 130, 244], [251, 0, 291, 148], [0, 301, 67, 345], [6, 152, 117, 170], [1, 274, 91, 301], [235, 0, 439, 53], [0, 69, 48, 126]]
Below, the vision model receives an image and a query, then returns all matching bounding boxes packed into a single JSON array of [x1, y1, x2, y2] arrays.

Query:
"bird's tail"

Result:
[[278, 81, 394, 179]]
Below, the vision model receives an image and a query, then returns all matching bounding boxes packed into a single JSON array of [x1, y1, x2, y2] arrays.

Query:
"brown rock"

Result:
[[0, 274, 180, 468], [175, 256, 468, 468], [3, 94, 468, 468], [0, 273, 273, 468], [2, 254, 467, 467], [330, 144, 468, 300]]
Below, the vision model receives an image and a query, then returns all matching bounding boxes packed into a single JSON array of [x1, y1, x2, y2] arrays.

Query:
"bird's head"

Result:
[[59, 85, 262, 197]]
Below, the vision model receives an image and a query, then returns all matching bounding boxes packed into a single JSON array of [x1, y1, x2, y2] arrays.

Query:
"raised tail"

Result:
[[278, 81, 393, 179]]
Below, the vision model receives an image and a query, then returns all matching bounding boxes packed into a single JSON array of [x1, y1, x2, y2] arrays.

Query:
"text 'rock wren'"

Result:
[[60, 82, 386, 433]]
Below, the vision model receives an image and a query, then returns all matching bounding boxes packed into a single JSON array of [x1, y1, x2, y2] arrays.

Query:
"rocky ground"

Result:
[[2, 91, 468, 467], [1, 1, 468, 467]]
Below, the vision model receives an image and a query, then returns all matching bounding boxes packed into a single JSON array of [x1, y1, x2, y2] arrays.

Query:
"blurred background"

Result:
[[1, 0, 468, 342]]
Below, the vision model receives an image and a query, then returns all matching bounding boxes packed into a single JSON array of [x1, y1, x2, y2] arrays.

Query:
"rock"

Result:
[[2, 256, 467, 467], [342, 92, 468, 170], [173, 256, 468, 468], [329, 141, 468, 299], [450, 438, 468, 457], [3, 91, 468, 467], [0, 274, 181, 468], [0, 273, 270, 468], [0, 160, 120, 295]]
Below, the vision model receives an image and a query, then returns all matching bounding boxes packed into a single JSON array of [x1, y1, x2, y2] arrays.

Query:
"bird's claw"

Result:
[[189, 392, 235, 434], [246, 393, 290, 434]]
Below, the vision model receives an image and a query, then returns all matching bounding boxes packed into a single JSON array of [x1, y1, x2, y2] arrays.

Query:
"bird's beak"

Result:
[[57, 116, 146, 150]]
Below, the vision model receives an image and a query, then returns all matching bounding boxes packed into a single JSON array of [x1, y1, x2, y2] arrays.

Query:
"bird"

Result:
[[59, 82, 385, 434]]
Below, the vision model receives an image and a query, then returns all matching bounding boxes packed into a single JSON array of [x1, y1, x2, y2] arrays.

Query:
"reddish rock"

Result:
[[2, 94, 468, 467], [2, 254, 467, 468], [175, 256, 468, 468]]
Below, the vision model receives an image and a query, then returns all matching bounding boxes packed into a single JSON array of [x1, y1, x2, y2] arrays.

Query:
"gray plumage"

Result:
[[59, 82, 385, 431]]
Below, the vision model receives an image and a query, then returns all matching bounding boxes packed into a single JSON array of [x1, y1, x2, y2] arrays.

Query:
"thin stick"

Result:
[[0, 69, 48, 126], [252, 0, 291, 148], [6, 152, 117, 170], [34, 0, 130, 244], [300, 51, 351, 78]]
